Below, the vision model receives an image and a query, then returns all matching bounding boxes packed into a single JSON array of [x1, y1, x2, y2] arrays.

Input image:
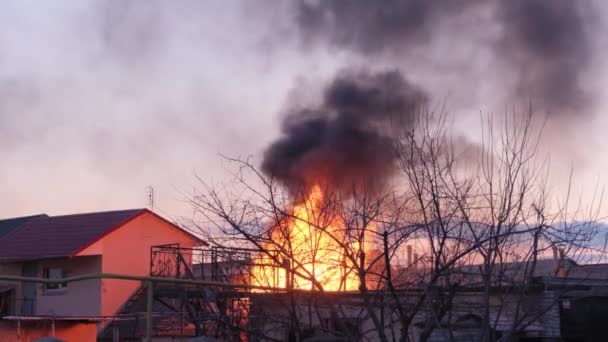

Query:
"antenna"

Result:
[[146, 186, 155, 210]]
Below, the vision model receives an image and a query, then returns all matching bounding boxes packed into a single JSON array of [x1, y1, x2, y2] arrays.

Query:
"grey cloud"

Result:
[[294, 0, 598, 115], [497, 0, 594, 112]]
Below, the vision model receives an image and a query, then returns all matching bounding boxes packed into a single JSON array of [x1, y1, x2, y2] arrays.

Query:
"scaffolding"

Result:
[[143, 244, 268, 341]]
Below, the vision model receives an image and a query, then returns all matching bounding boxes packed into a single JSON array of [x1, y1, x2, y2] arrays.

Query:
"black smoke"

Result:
[[262, 0, 597, 191], [261, 69, 426, 192], [295, 0, 596, 113]]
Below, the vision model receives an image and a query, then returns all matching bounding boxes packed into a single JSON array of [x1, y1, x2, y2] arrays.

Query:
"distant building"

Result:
[[248, 257, 608, 341], [0, 209, 204, 341]]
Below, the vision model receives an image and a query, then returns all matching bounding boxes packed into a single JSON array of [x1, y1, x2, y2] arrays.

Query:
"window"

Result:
[[43, 267, 67, 291], [0, 288, 14, 315]]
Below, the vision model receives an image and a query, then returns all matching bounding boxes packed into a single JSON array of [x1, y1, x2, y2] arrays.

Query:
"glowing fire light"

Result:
[[251, 186, 363, 291]]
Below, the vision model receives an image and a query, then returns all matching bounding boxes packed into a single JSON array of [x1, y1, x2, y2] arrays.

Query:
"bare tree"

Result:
[[187, 106, 605, 342], [389, 107, 604, 341]]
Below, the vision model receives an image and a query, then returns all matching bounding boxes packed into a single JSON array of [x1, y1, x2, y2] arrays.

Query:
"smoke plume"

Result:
[[261, 69, 426, 192], [261, 0, 599, 191]]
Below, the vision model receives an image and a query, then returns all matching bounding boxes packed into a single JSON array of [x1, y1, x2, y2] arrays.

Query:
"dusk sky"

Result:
[[2, 1, 608, 221]]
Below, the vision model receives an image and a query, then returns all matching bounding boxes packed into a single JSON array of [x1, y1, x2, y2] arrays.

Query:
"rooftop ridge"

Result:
[[0, 213, 48, 222], [46, 208, 146, 219]]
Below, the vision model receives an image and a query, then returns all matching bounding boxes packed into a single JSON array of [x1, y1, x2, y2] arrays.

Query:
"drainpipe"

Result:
[[112, 324, 120, 342]]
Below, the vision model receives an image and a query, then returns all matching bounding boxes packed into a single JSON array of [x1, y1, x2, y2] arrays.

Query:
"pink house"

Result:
[[0, 209, 204, 341]]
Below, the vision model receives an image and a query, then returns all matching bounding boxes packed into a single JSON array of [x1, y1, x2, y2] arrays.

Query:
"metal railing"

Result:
[[150, 245, 259, 283]]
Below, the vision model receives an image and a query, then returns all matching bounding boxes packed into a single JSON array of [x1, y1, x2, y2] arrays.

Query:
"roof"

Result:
[[567, 263, 608, 280], [393, 258, 583, 289], [0, 214, 48, 239], [0, 209, 205, 261]]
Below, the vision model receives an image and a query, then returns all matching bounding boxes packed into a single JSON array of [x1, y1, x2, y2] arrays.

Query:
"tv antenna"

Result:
[[146, 186, 155, 210]]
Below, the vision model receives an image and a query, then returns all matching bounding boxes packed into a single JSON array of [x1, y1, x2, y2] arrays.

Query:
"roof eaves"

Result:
[[0, 254, 72, 263], [71, 209, 207, 257]]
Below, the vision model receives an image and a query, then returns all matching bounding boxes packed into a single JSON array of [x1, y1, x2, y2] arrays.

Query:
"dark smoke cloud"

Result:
[[262, 0, 598, 191], [297, 0, 477, 55], [262, 69, 426, 192], [498, 0, 593, 111], [294, 0, 596, 113]]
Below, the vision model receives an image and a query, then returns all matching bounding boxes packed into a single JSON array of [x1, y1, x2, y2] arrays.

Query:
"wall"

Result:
[[0, 320, 97, 342], [35, 255, 102, 317], [0, 257, 102, 317], [77, 212, 201, 317]]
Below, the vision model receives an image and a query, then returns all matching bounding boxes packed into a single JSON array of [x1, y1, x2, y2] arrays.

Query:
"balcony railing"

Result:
[[150, 245, 257, 284]]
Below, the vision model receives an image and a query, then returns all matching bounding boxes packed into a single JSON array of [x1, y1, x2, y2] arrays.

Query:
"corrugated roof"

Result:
[[0, 209, 146, 261]]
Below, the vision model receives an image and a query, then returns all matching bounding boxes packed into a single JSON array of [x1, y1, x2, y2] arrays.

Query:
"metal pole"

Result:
[[145, 280, 154, 342], [0, 273, 279, 292], [112, 323, 120, 342]]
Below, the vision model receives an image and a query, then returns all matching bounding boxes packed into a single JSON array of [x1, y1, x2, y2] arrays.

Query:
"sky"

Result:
[[1, 1, 608, 221]]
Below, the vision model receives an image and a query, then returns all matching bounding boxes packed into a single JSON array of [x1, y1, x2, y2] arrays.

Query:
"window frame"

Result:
[[43, 267, 68, 293]]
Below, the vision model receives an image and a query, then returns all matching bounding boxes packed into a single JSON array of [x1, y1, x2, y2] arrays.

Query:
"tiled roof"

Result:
[[0, 209, 146, 261], [0, 214, 48, 239]]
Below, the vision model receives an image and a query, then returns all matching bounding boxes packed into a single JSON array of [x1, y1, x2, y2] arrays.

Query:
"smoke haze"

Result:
[[497, 0, 594, 112], [0, 1, 607, 218], [294, 0, 596, 113]]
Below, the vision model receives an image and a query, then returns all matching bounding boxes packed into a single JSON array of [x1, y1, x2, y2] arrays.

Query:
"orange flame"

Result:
[[251, 185, 363, 291]]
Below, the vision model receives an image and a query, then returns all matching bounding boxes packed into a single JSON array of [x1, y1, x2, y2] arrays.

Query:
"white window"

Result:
[[44, 267, 67, 291]]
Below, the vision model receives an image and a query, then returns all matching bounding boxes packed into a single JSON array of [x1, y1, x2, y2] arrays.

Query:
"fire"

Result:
[[251, 185, 363, 291]]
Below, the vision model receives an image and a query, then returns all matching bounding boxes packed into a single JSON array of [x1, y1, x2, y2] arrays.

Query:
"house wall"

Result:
[[0, 257, 102, 317], [0, 320, 97, 342], [77, 212, 201, 317], [35, 255, 102, 317]]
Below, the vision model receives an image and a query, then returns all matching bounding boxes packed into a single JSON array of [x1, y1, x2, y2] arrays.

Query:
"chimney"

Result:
[[407, 245, 413, 267], [559, 248, 566, 277], [553, 246, 567, 277], [552, 245, 559, 275]]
